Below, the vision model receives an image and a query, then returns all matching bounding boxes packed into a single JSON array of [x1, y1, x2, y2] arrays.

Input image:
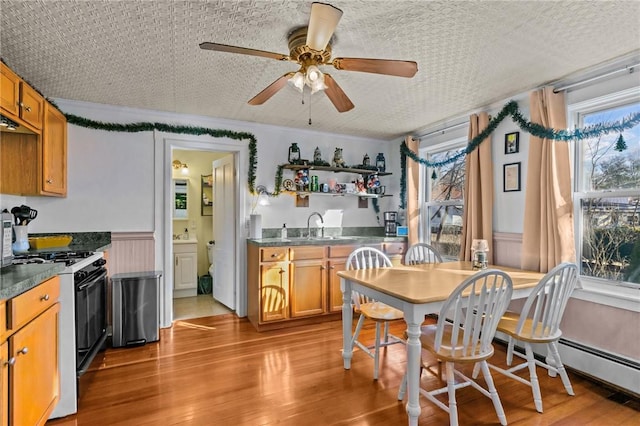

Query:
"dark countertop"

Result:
[[0, 263, 64, 300], [24, 231, 112, 255], [247, 235, 407, 247]]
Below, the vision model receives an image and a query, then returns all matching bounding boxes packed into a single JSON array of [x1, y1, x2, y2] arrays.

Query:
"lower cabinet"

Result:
[[173, 242, 198, 297], [3, 276, 60, 426], [290, 246, 327, 318]]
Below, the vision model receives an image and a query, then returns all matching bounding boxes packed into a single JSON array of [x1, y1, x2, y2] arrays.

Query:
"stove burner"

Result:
[[12, 251, 94, 267]]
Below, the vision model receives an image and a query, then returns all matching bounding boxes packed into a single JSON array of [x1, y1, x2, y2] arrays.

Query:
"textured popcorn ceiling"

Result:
[[1, 0, 639, 140]]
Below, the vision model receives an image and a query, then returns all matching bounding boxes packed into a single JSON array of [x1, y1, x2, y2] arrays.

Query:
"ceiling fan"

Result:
[[199, 2, 418, 113]]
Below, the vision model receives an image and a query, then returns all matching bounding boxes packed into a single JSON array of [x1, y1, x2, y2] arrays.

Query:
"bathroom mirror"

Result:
[[173, 179, 188, 219]]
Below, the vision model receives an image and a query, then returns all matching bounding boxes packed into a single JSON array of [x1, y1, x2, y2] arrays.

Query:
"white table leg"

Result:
[[405, 317, 422, 426], [341, 277, 353, 369]]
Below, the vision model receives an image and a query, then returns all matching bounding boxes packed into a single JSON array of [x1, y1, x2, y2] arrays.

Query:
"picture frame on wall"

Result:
[[503, 162, 521, 192], [505, 131, 519, 154]]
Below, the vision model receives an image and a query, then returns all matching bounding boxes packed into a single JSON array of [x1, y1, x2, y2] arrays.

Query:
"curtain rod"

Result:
[[418, 121, 468, 139], [553, 62, 640, 93]]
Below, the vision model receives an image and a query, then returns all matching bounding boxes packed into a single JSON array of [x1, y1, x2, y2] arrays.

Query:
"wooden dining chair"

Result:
[[346, 247, 403, 380], [404, 242, 443, 265], [483, 262, 578, 413], [397, 269, 514, 426]]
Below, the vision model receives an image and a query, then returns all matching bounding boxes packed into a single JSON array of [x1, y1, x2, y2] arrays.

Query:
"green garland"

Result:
[[59, 111, 259, 194], [398, 99, 640, 209]]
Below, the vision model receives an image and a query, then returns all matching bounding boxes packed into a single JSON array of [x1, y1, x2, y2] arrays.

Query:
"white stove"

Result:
[[50, 251, 106, 419]]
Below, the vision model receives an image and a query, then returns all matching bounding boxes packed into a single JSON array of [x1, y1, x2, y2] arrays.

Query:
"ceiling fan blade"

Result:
[[306, 2, 343, 51], [324, 74, 354, 113], [200, 42, 289, 61], [248, 73, 295, 105], [332, 57, 418, 78]]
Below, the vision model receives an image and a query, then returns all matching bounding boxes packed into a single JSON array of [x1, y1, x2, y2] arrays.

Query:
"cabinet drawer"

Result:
[[173, 242, 197, 254], [261, 247, 288, 262], [328, 245, 358, 259], [291, 246, 326, 260], [8, 276, 59, 331]]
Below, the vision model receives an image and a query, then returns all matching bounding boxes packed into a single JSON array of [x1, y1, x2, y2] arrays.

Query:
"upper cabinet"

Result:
[[0, 63, 44, 131], [0, 62, 67, 197]]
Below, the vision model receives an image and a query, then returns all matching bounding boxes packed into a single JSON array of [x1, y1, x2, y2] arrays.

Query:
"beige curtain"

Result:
[[406, 136, 421, 246], [459, 113, 493, 262], [521, 87, 575, 272]]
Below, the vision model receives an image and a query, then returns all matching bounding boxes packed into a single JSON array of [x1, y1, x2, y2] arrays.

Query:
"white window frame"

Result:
[[568, 87, 640, 311], [420, 136, 467, 256]]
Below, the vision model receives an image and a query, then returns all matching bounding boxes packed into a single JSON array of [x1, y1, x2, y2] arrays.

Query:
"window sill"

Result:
[[573, 277, 640, 312]]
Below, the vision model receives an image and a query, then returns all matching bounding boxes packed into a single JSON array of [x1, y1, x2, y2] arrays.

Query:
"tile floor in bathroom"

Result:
[[173, 294, 234, 321]]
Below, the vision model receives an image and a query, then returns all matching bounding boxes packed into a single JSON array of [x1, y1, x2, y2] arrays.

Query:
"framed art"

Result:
[[505, 131, 519, 154], [503, 162, 521, 192]]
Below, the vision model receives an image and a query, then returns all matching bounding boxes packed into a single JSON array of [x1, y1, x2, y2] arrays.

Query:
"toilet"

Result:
[[207, 241, 215, 281]]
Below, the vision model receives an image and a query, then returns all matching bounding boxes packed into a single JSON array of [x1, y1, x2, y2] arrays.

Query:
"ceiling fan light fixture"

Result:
[[310, 76, 327, 94], [306, 65, 322, 83], [289, 71, 305, 92]]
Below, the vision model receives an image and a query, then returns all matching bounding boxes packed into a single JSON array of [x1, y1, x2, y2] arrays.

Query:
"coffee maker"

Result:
[[384, 211, 398, 236]]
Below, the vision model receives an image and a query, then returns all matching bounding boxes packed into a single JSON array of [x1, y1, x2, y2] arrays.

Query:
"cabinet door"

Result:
[[42, 103, 67, 196], [174, 252, 197, 290], [290, 259, 327, 317], [1, 341, 7, 426], [0, 63, 19, 117], [19, 83, 44, 130], [260, 262, 289, 322], [328, 258, 348, 313], [11, 303, 60, 426]]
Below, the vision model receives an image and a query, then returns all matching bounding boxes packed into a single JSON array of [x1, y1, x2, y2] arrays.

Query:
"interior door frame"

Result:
[[154, 131, 248, 328]]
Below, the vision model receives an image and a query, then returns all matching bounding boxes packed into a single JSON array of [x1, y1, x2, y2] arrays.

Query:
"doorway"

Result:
[[155, 132, 249, 328]]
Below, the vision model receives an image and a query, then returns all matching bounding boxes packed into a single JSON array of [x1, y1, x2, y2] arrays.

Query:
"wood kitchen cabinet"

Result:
[[1, 341, 7, 426], [42, 102, 67, 195], [258, 247, 289, 322], [328, 245, 358, 313], [0, 62, 43, 131], [3, 276, 60, 426], [0, 62, 67, 197], [290, 246, 327, 317]]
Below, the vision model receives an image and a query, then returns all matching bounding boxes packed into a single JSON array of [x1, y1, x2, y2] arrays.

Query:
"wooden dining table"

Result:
[[338, 261, 545, 426]]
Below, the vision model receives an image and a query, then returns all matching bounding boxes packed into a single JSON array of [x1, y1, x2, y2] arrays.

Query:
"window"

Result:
[[572, 89, 640, 288], [422, 138, 466, 260]]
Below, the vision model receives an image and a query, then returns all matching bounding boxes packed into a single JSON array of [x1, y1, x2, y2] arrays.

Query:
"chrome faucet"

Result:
[[307, 212, 324, 239]]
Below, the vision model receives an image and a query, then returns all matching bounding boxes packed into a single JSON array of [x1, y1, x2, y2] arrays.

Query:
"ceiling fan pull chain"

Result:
[[308, 94, 312, 125]]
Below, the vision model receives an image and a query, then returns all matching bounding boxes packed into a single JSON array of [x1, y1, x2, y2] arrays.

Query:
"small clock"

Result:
[[282, 179, 295, 191]]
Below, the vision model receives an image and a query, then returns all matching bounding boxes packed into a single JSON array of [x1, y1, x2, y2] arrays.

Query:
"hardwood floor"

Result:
[[47, 315, 639, 425]]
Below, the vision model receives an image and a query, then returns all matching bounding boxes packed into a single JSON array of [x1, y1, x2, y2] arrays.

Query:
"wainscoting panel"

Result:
[[493, 232, 523, 268], [108, 232, 155, 275]]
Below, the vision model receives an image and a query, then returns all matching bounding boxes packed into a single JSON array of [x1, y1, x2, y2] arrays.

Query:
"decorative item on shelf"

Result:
[[313, 146, 322, 163], [288, 143, 301, 164], [471, 239, 489, 269], [332, 147, 346, 167], [366, 174, 381, 193], [294, 169, 310, 191], [282, 178, 295, 191], [311, 175, 319, 192], [355, 176, 366, 193], [376, 153, 386, 172], [362, 153, 370, 166]]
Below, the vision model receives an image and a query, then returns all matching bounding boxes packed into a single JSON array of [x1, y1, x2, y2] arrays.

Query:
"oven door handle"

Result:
[[77, 269, 108, 291]]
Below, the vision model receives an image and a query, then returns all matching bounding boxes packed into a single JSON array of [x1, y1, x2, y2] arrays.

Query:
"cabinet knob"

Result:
[[320, 265, 325, 270], [17, 347, 28, 356], [19, 102, 32, 112], [279, 269, 284, 274], [40, 294, 50, 301], [271, 253, 277, 258], [330, 266, 335, 269], [4, 357, 15, 366], [46, 179, 53, 184]]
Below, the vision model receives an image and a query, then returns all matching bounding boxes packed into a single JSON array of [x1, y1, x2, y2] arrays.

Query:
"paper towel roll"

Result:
[[249, 214, 262, 239]]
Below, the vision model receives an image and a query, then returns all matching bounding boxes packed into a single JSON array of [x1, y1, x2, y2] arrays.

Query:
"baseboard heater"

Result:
[[557, 338, 640, 397], [494, 334, 639, 398]]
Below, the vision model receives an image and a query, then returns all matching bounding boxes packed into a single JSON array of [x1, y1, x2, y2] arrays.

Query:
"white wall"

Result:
[[19, 99, 396, 234]]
